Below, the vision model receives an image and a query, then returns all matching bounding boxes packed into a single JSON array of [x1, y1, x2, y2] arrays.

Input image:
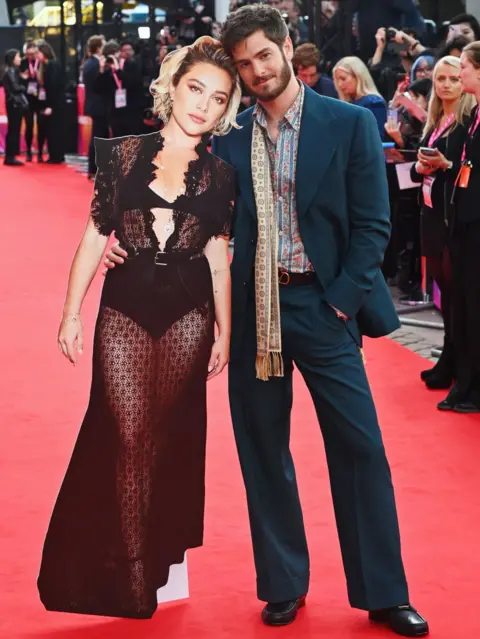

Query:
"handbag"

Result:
[[12, 92, 29, 111]]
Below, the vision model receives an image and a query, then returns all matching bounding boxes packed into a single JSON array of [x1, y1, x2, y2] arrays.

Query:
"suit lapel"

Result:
[[296, 89, 339, 217]]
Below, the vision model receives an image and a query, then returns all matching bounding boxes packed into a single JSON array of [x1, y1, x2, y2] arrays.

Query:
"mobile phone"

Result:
[[387, 107, 399, 125], [419, 147, 439, 157]]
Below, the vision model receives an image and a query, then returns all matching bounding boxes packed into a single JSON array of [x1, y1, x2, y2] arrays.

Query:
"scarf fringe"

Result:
[[255, 352, 284, 382]]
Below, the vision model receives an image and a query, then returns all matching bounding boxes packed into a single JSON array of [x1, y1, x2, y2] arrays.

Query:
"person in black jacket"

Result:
[[82, 35, 108, 179], [442, 41, 480, 413], [36, 39, 66, 164], [93, 40, 145, 138], [410, 56, 474, 395], [20, 41, 45, 162], [2, 49, 28, 166]]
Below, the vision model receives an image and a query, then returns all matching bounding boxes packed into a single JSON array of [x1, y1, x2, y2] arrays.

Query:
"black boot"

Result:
[[421, 340, 454, 388]]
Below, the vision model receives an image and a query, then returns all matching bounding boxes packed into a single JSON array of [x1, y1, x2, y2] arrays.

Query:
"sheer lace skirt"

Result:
[[38, 275, 214, 619]]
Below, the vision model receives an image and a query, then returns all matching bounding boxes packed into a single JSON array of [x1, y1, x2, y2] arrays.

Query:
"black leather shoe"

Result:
[[261, 596, 306, 626], [437, 399, 455, 411], [369, 605, 429, 637], [437, 386, 464, 412], [454, 401, 480, 414], [4, 158, 24, 166]]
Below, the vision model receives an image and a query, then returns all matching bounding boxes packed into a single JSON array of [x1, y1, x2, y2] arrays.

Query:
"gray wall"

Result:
[[466, 0, 480, 19], [0, 0, 10, 26]]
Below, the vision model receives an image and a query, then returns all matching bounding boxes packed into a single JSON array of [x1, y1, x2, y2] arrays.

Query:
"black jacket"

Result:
[[93, 59, 145, 115], [83, 56, 108, 118], [410, 121, 468, 255], [43, 60, 65, 110], [453, 106, 480, 225], [2, 67, 27, 109]]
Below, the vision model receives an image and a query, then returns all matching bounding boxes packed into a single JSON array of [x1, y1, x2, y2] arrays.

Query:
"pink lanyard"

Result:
[[427, 113, 455, 147], [112, 59, 125, 90], [461, 107, 480, 162], [28, 60, 39, 78]]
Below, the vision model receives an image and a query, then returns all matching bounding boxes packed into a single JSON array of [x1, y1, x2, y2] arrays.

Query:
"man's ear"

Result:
[[283, 36, 294, 62]]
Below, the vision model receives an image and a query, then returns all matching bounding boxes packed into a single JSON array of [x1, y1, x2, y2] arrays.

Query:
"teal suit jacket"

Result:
[[212, 86, 400, 360]]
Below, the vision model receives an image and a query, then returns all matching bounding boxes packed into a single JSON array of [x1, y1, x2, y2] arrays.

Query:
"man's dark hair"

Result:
[[103, 39, 120, 57], [437, 35, 470, 58], [449, 13, 480, 41], [221, 4, 289, 57], [120, 39, 135, 50], [5, 49, 19, 66], [407, 78, 432, 100]]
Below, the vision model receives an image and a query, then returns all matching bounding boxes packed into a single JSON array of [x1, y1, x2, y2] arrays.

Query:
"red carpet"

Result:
[[1, 162, 480, 639]]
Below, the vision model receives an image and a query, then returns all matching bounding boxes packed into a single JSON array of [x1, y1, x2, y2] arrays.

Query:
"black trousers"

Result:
[[450, 220, 480, 401], [229, 284, 409, 609], [5, 104, 23, 160], [427, 249, 454, 374], [88, 116, 110, 175], [45, 108, 65, 163], [24, 103, 40, 154]]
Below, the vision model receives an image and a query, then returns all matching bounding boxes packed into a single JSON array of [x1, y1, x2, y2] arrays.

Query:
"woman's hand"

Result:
[[207, 334, 230, 381], [418, 148, 451, 170], [385, 117, 404, 147], [375, 28, 386, 50], [415, 160, 436, 176], [43, 107, 52, 116], [58, 314, 84, 365]]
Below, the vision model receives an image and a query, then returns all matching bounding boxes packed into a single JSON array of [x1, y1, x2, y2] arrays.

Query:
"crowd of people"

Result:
[[1, 39, 65, 166], [3, 2, 480, 635], [2, 8, 480, 412]]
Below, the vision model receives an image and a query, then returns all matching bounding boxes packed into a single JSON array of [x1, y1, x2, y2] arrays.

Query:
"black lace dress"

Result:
[[37, 131, 235, 619]]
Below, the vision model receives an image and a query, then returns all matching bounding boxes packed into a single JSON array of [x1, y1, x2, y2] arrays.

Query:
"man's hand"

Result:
[[103, 242, 128, 276]]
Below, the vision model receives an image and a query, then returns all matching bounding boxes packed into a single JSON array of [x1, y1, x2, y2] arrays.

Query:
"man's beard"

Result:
[[249, 53, 292, 102]]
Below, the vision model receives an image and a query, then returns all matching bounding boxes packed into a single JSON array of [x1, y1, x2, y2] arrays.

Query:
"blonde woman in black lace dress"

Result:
[[38, 37, 240, 619]]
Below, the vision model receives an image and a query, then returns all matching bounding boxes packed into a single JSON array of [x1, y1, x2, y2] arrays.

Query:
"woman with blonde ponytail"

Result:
[[38, 36, 241, 619], [410, 55, 475, 397]]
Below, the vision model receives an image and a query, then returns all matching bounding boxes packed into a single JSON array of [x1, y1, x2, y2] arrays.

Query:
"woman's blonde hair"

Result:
[[333, 56, 382, 102], [424, 55, 477, 135], [150, 36, 241, 136]]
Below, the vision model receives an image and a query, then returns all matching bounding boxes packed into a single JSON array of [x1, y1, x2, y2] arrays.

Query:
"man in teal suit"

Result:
[[213, 5, 428, 636]]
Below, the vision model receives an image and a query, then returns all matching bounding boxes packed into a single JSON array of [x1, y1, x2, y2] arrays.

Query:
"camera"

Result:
[[386, 28, 397, 41]]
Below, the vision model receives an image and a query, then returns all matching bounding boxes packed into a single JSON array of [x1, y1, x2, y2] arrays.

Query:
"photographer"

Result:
[[410, 56, 475, 395], [370, 27, 426, 101], [94, 40, 145, 138]]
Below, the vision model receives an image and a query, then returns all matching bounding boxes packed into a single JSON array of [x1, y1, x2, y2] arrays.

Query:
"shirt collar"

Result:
[[253, 82, 304, 132]]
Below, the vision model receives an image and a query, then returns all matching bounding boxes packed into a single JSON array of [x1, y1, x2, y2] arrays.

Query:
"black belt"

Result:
[[278, 269, 315, 287], [125, 247, 203, 265]]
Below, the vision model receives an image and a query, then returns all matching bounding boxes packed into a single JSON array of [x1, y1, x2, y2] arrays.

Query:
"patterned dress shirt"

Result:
[[253, 83, 313, 273]]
